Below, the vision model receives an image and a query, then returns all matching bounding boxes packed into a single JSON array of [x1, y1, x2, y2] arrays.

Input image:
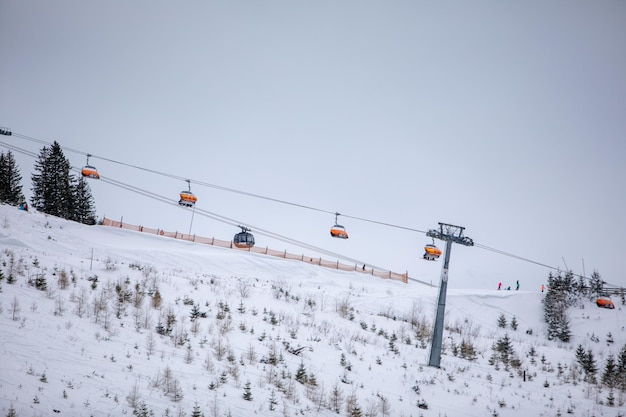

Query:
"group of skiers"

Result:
[[498, 280, 520, 291], [497, 280, 546, 292]]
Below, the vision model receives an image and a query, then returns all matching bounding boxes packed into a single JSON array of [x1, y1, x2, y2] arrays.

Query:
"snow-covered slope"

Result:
[[0, 205, 623, 417]]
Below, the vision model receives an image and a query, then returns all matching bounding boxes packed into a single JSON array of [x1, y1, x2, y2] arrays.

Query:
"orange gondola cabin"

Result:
[[178, 179, 197, 207], [330, 212, 349, 239], [330, 224, 349, 239], [81, 154, 100, 179], [81, 165, 100, 179], [596, 296, 615, 309], [178, 191, 197, 207], [423, 243, 442, 261]]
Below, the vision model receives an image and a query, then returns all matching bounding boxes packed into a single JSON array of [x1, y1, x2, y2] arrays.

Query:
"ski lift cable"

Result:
[[472, 242, 615, 285], [11, 131, 433, 234], [0, 141, 39, 159], [13, 133, 185, 182], [78, 162, 626, 286], [473, 243, 556, 269], [94, 162, 623, 286], [2, 135, 621, 287], [98, 173, 377, 269], [10, 132, 400, 221], [340, 214, 427, 234], [5, 136, 421, 234], [2, 138, 361, 264]]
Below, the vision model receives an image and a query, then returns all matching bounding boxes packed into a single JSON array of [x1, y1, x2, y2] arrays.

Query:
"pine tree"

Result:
[[589, 271, 604, 297], [602, 354, 619, 389], [133, 401, 154, 417], [580, 348, 598, 384], [345, 391, 363, 417], [34, 274, 48, 291], [268, 389, 278, 411], [575, 344, 586, 367], [191, 403, 204, 417], [31, 141, 74, 218], [0, 151, 25, 206], [460, 339, 477, 361], [29, 142, 97, 223], [557, 316, 572, 342], [242, 380, 253, 401], [307, 373, 318, 388], [156, 321, 166, 335], [615, 343, 626, 392], [497, 313, 507, 328], [491, 333, 516, 368], [71, 176, 97, 225], [190, 304, 201, 321], [576, 274, 588, 296], [5, 405, 17, 417], [351, 405, 364, 417], [543, 272, 572, 342], [295, 361, 308, 384]]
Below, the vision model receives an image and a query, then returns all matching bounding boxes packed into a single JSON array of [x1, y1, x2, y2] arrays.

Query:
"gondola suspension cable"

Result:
[[11, 132, 390, 220], [472, 243, 596, 283], [12, 131, 431, 232], [0, 141, 39, 159], [340, 213, 427, 234], [8, 133, 424, 235], [2, 138, 349, 261], [98, 173, 377, 269], [13, 133, 185, 182], [3, 134, 621, 287], [99, 170, 625, 287]]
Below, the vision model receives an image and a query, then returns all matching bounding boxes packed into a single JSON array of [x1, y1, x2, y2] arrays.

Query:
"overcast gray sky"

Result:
[[1, 1, 625, 290]]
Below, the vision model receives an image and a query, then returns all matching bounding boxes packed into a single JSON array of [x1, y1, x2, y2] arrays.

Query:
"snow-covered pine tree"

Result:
[[575, 344, 586, 366], [543, 272, 572, 342], [602, 353, 619, 389], [133, 401, 154, 417], [588, 271, 604, 297], [242, 380, 253, 400], [190, 403, 204, 417], [5, 404, 17, 417], [295, 361, 308, 384], [0, 150, 25, 206], [31, 141, 74, 218], [345, 391, 363, 417], [268, 389, 278, 411], [492, 333, 515, 367], [31, 142, 98, 223], [617, 344, 626, 392], [583, 348, 598, 384], [71, 176, 97, 225], [575, 274, 589, 297]]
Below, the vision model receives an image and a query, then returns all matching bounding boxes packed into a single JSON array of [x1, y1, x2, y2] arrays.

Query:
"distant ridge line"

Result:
[[101, 217, 408, 284]]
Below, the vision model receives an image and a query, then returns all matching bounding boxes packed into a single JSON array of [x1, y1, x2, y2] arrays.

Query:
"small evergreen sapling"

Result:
[[497, 314, 507, 328], [242, 381, 253, 401]]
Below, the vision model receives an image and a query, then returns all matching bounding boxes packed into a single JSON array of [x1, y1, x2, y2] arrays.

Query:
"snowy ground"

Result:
[[0, 204, 624, 417]]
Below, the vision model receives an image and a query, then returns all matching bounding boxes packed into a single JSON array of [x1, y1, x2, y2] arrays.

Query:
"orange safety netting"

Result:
[[101, 218, 408, 283]]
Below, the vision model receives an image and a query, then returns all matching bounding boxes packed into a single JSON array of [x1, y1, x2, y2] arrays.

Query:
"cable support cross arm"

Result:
[[427, 222, 474, 246]]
